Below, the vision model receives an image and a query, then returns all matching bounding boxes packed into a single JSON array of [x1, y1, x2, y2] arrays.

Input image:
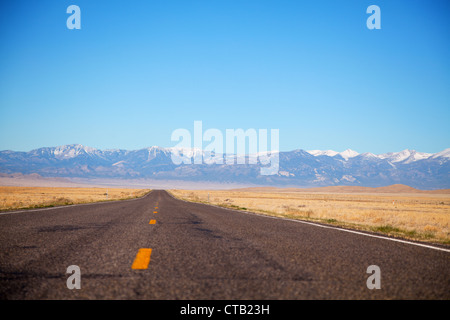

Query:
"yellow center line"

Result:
[[153, 211, 158, 213], [131, 248, 152, 270], [149, 219, 156, 224]]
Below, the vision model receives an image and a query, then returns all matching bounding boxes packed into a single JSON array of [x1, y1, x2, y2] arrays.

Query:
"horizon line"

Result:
[[1, 143, 449, 156]]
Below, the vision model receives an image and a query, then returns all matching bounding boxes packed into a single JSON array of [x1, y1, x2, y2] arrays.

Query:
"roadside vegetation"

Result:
[[0, 186, 151, 212], [170, 189, 450, 245]]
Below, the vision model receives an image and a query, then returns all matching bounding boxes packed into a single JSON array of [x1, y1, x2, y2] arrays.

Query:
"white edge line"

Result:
[[167, 191, 450, 254], [0, 190, 154, 216]]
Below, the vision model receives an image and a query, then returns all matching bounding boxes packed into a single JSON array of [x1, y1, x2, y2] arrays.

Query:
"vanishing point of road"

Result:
[[0, 190, 448, 299]]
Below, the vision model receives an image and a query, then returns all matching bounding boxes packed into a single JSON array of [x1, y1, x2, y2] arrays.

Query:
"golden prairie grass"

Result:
[[170, 189, 450, 244], [0, 186, 151, 211]]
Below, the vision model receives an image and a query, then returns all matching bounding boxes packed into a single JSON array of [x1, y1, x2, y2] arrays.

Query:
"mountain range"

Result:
[[0, 144, 449, 190]]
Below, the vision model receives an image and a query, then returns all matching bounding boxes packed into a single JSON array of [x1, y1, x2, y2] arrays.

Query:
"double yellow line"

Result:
[[131, 202, 159, 270]]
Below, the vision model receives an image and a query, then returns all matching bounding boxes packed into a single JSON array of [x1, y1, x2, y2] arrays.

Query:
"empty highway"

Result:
[[0, 190, 449, 300]]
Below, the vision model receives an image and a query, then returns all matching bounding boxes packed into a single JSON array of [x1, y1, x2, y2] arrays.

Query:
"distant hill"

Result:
[[0, 144, 449, 190], [233, 184, 450, 194]]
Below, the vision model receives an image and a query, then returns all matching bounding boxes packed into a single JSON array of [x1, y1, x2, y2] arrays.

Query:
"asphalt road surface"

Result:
[[0, 190, 449, 300]]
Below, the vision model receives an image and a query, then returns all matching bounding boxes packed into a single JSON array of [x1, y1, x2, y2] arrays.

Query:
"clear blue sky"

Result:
[[1, 0, 449, 154]]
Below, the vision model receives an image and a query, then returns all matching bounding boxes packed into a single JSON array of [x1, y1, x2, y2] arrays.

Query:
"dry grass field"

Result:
[[170, 187, 450, 245], [0, 186, 151, 211]]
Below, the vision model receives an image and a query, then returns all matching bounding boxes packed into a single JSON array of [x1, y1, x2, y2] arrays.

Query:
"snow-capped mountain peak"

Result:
[[431, 148, 450, 159], [52, 144, 98, 159], [378, 149, 432, 163], [306, 149, 359, 160], [2, 144, 449, 189], [306, 150, 339, 157], [338, 149, 359, 160], [306, 148, 438, 163]]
